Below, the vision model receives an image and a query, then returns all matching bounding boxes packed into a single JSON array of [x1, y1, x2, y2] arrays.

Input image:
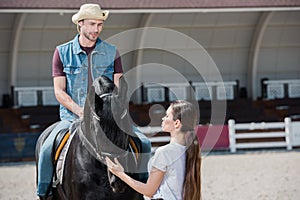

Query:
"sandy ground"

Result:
[[0, 150, 299, 200]]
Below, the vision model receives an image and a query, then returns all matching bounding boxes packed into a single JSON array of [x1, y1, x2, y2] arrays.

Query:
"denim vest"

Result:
[[57, 34, 116, 121]]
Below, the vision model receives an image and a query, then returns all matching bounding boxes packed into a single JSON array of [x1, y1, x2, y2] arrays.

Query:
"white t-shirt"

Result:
[[145, 142, 186, 200]]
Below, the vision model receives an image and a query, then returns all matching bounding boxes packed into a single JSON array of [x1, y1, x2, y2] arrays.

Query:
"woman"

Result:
[[106, 100, 201, 200]]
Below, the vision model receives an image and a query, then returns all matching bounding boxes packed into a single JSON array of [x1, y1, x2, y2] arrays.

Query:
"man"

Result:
[[37, 4, 123, 199]]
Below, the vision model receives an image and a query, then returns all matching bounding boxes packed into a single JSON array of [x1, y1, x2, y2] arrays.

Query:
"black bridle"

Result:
[[77, 92, 130, 163]]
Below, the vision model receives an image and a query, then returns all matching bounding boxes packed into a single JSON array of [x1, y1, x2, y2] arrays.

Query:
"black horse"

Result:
[[36, 76, 146, 200]]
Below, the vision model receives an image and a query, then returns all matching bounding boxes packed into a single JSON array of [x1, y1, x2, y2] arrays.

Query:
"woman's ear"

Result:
[[174, 119, 181, 129]]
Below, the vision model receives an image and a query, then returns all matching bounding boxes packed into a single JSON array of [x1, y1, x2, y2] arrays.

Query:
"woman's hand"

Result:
[[105, 157, 124, 176], [106, 156, 164, 197]]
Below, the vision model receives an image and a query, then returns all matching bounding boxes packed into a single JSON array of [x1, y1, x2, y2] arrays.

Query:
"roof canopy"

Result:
[[1, 0, 300, 10]]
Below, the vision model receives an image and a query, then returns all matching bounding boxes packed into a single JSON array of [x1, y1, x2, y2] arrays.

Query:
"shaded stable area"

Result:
[[0, 106, 59, 162], [1, 97, 300, 161], [0, 106, 59, 134], [129, 98, 300, 126], [1, 98, 299, 132], [130, 98, 300, 152]]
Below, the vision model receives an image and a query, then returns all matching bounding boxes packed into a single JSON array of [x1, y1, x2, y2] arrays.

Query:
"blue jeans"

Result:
[[37, 120, 71, 196]]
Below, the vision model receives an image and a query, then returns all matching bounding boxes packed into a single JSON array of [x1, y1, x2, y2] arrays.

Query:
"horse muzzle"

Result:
[[108, 171, 127, 193]]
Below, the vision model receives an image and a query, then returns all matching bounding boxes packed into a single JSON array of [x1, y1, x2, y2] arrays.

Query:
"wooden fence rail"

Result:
[[228, 117, 292, 153]]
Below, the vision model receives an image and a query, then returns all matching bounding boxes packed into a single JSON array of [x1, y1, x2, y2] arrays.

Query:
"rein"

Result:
[[77, 126, 129, 162], [99, 93, 111, 99]]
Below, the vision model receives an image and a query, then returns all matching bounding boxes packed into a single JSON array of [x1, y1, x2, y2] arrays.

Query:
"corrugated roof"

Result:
[[1, 0, 300, 10]]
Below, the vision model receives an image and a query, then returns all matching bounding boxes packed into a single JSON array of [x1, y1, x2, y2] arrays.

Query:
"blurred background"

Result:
[[0, 0, 300, 161]]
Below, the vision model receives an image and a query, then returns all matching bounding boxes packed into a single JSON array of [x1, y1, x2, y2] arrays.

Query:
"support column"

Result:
[[134, 13, 153, 104], [9, 13, 27, 88], [247, 11, 273, 100]]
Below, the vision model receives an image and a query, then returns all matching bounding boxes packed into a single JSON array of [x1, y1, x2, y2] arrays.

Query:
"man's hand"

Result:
[[76, 107, 84, 119]]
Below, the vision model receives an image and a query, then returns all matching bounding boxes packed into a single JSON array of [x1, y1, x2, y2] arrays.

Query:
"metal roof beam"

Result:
[[1, 7, 300, 14], [247, 11, 274, 100], [9, 13, 27, 88]]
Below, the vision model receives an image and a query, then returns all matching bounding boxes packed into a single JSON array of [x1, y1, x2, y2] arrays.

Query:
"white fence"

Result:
[[228, 117, 292, 153], [143, 81, 237, 103], [263, 79, 300, 99], [192, 81, 237, 101], [14, 86, 59, 107], [140, 119, 300, 154], [291, 121, 300, 146], [143, 83, 190, 103]]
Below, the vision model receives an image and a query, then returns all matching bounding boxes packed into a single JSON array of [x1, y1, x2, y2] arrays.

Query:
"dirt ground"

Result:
[[0, 150, 299, 200]]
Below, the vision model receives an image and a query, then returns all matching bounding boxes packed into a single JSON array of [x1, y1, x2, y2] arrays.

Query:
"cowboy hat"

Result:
[[72, 4, 109, 24]]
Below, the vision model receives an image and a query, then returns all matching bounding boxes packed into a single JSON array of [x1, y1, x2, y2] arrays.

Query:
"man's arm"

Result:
[[53, 76, 83, 119], [113, 73, 123, 87], [113, 49, 123, 87]]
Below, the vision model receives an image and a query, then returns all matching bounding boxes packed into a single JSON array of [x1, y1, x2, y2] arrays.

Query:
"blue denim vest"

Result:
[[57, 34, 116, 121]]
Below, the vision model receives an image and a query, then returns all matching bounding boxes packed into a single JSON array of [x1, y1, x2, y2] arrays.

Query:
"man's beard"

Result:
[[83, 31, 99, 42]]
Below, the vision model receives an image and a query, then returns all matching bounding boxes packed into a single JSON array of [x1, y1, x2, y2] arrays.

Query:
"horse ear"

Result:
[[117, 76, 128, 101]]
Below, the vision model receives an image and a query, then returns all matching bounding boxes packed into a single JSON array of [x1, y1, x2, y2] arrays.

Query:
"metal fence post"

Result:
[[285, 117, 292, 150], [228, 119, 236, 153]]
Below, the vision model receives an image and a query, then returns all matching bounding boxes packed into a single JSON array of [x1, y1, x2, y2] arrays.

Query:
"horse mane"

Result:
[[97, 94, 128, 150], [88, 75, 131, 154]]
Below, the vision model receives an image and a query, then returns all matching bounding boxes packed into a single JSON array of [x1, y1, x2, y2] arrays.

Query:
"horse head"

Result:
[[80, 75, 135, 193]]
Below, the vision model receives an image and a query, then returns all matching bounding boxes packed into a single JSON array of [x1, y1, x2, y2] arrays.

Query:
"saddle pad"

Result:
[[129, 137, 139, 160], [54, 131, 76, 186]]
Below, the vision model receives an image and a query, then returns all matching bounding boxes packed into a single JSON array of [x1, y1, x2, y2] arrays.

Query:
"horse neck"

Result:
[[100, 101, 130, 151], [100, 120, 129, 151]]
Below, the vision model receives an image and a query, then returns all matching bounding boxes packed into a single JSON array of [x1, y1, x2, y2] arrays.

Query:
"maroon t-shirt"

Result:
[[52, 47, 123, 77]]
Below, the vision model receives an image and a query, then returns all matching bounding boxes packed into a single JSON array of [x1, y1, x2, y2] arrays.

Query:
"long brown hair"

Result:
[[171, 100, 202, 200]]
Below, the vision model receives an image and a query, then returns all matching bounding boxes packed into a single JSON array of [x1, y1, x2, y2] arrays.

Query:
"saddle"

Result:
[[51, 120, 80, 169], [52, 128, 70, 166], [49, 126, 76, 192]]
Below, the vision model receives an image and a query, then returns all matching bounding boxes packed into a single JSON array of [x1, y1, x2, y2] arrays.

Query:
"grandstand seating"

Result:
[[129, 98, 290, 126], [1, 98, 299, 134], [0, 106, 59, 134], [19, 106, 59, 130], [0, 108, 30, 133]]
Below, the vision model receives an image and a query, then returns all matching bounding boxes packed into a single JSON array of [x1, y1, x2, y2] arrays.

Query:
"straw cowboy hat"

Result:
[[72, 4, 109, 25]]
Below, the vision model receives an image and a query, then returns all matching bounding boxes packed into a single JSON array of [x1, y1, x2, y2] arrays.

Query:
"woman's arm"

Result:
[[106, 157, 164, 197]]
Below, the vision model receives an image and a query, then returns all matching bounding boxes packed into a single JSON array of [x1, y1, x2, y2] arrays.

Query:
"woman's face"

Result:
[[162, 106, 176, 133]]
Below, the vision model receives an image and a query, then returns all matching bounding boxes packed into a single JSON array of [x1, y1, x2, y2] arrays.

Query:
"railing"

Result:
[[192, 81, 237, 101], [228, 118, 292, 153], [143, 81, 238, 103], [138, 126, 167, 153], [13, 86, 59, 107], [143, 82, 190, 103], [263, 79, 300, 99], [140, 118, 300, 153]]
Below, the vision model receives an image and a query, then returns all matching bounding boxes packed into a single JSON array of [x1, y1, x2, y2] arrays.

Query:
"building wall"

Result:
[[0, 11, 299, 105]]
